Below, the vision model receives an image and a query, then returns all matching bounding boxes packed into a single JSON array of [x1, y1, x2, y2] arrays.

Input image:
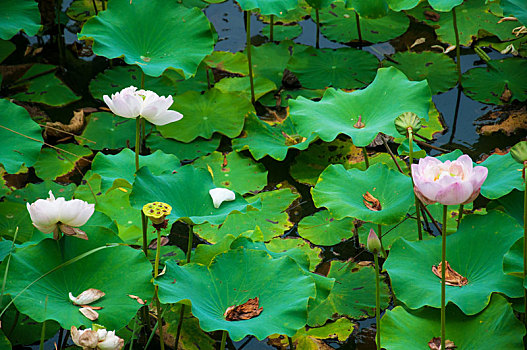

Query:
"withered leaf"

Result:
[[60, 225, 88, 240], [500, 84, 512, 103], [128, 294, 146, 305], [424, 10, 440, 22], [432, 261, 468, 287], [148, 236, 169, 250], [428, 337, 457, 349], [79, 307, 99, 321], [79, 305, 103, 310], [363, 191, 382, 211], [45, 109, 85, 139], [224, 297, 263, 321]]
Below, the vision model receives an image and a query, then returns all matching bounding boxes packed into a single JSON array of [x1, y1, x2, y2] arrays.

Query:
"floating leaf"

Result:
[[76, 112, 137, 150], [266, 237, 323, 272], [501, 0, 527, 26], [289, 67, 431, 146], [478, 152, 524, 199], [262, 24, 303, 41], [249, 41, 293, 86], [204, 51, 248, 75], [79, 0, 215, 77], [489, 189, 524, 226], [164, 304, 216, 350], [384, 211, 524, 315], [0, 0, 41, 40], [66, 0, 105, 21], [214, 76, 277, 101], [156, 248, 316, 340], [157, 88, 253, 142], [287, 46, 379, 90], [298, 210, 355, 246], [146, 132, 220, 161], [312, 163, 414, 225], [346, 0, 389, 19], [234, 0, 298, 16], [260, 88, 325, 108], [427, 0, 463, 12], [33, 144, 92, 181]]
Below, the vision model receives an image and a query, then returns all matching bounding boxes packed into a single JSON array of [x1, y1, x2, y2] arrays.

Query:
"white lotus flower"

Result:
[[97, 330, 124, 350], [71, 326, 124, 350], [26, 191, 94, 240], [209, 188, 236, 208], [103, 86, 183, 126]]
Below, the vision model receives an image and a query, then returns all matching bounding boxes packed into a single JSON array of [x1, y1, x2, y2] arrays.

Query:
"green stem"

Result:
[[270, 15, 274, 42], [220, 330, 227, 350], [145, 308, 167, 349], [452, 7, 461, 85], [135, 117, 141, 171], [457, 204, 464, 229], [441, 205, 447, 350], [355, 11, 362, 49], [288, 336, 295, 349], [315, 9, 320, 49], [246, 11, 255, 104], [408, 128, 423, 241], [377, 224, 387, 258], [186, 225, 194, 264], [374, 253, 381, 350], [154, 229, 164, 350], [39, 296, 48, 350], [91, 0, 99, 15], [1, 228, 18, 307], [175, 225, 195, 348], [174, 304, 186, 349], [523, 168, 527, 323], [362, 147, 369, 169], [128, 315, 138, 350]]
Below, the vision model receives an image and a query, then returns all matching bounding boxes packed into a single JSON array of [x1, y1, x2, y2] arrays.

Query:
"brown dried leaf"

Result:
[[500, 84, 512, 103], [128, 294, 146, 305], [432, 261, 468, 287], [60, 225, 88, 240], [424, 10, 440, 22], [224, 297, 263, 321], [477, 106, 527, 136], [79, 307, 99, 321], [363, 191, 382, 211], [45, 109, 85, 139], [148, 236, 169, 250], [428, 337, 457, 349]]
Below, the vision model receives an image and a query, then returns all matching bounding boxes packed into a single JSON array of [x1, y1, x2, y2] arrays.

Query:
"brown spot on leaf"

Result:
[[363, 191, 382, 211], [432, 261, 468, 287], [428, 337, 457, 349], [224, 297, 263, 321], [128, 294, 146, 305], [500, 84, 512, 103], [424, 10, 440, 22]]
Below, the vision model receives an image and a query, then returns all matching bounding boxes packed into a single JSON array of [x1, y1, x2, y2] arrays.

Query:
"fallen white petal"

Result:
[[69, 288, 105, 305], [79, 307, 99, 321], [209, 188, 236, 209]]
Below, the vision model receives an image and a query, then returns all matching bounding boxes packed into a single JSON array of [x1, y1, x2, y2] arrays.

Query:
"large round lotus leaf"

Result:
[[7, 181, 76, 205], [346, 0, 389, 19], [290, 139, 407, 185], [408, 1, 519, 46], [157, 88, 252, 142], [382, 294, 524, 349], [289, 67, 431, 146], [266, 237, 323, 272], [462, 58, 527, 105], [262, 24, 303, 41], [501, 0, 527, 26], [489, 190, 524, 226], [203, 51, 248, 75], [195, 188, 299, 243], [91, 148, 180, 193], [79, 0, 214, 78], [386, 0, 420, 11], [76, 112, 136, 150], [428, 0, 462, 12], [478, 152, 524, 199], [235, 0, 298, 15], [382, 51, 457, 94], [89, 65, 176, 101], [248, 41, 293, 86], [312, 163, 414, 225], [11, 64, 81, 106], [232, 113, 317, 161], [384, 211, 524, 315], [164, 304, 216, 350], [0, 200, 35, 243], [307, 260, 390, 327], [156, 248, 316, 340], [214, 76, 277, 101], [260, 88, 325, 108], [130, 165, 256, 225], [33, 144, 92, 181], [4, 231, 153, 329], [503, 237, 523, 278], [287, 47, 379, 90], [193, 151, 267, 195], [319, 2, 410, 44], [298, 210, 355, 246], [165, 63, 209, 94], [146, 132, 220, 161], [258, 0, 311, 23], [0, 0, 41, 40], [306, 0, 334, 9], [0, 99, 43, 173]]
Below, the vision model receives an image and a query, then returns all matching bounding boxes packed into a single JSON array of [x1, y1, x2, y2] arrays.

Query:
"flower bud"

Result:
[[510, 141, 527, 164], [367, 228, 382, 254], [142, 202, 172, 224], [394, 112, 421, 136]]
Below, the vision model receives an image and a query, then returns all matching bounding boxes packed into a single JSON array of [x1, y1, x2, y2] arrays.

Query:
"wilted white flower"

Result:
[[71, 326, 124, 350], [97, 330, 124, 350], [69, 288, 105, 305], [26, 191, 94, 240], [209, 188, 236, 209], [103, 86, 183, 126]]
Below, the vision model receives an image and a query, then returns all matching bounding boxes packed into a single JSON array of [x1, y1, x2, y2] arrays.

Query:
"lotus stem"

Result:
[[362, 147, 369, 169], [355, 11, 362, 49], [408, 128, 423, 241], [315, 9, 320, 49], [39, 296, 48, 350], [135, 117, 148, 257], [91, 0, 99, 15], [153, 228, 165, 350], [56, 0, 64, 67], [246, 11, 256, 104], [174, 305, 185, 350], [270, 15, 274, 41], [374, 252, 381, 350], [288, 336, 295, 349], [220, 331, 227, 350], [457, 204, 463, 229], [377, 224, 387, 258], [441, 205, 447, 350], [145, 308, 167, 349], [523, 167, 527, 323], [1, 227, 18, 307], [56, 328, 64, 350], [175, 225, 195, 348], [382, 137, 404, 173], [128, 315, 138, 350], [452, 7, 461, 85]]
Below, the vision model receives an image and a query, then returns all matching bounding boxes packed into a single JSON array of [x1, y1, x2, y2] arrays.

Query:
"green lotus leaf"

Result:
[[346, 0, 389, 19], [428, 0, 463, 12], [266, 237, 323, 272], [478, 152, 524, 199], [262, 24, 303, 41], [92, 148, 180, 193], [156, 248, 316, 340], [382, 294, 525, 349], [195, 188, 299, 243], [33, 144, 92, 181], [258, 0, 312, 23], [249, 41, 294, 86], [214, 76, 277, 101], [306, 0, 335, 9], [8, 180, 77, 206], [164, 304, 215, 350], [130, 165, 257, 225], [307, 260, 390, 326], [408, 1, 519, 46], [89, 65, 176, 101], [289, 67, 431, 146], [382, 51, 457, 94], [384, 211, 524, 315], [76, 112, 140, 151], [297, 210, 355, 246], [290, 139, 407, 185], [66, 0, 105, 21], [501, 0, 527, 26], [235, 0, 298, 15], [167, 63, 210, 94], [203, 51, 248, 75], [157, 88, 252, 142], [0, 0, 41, 40], [0, 39, 15, 63], [0, 200, 35, 243], [4, 230, 153, 329], [287, 46, 379, 90], [503, 237, 523, 278], [319, 2, 410, 44], [79, 0, 214, 77], [312, 163, 414, 225], [260, 88, 325, 108], [489, 189, 523, 226], [477, 35, 527, 58], [146, 132, 221, 161], [0, 99, 43, 173], [462, 58, 527, 105], [11, 64, 81, 106], [193, 151, 268, 195], [415, 202, 471, 235], [232, 113, 317, 161], [386, 0, 420, 11]]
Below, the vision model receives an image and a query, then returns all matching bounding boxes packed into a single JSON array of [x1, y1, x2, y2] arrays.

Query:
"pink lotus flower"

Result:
[[411, 155, 488, 206]]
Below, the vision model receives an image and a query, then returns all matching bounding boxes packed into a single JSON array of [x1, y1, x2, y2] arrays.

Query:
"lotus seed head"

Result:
[[143, 202, 172, 224]]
